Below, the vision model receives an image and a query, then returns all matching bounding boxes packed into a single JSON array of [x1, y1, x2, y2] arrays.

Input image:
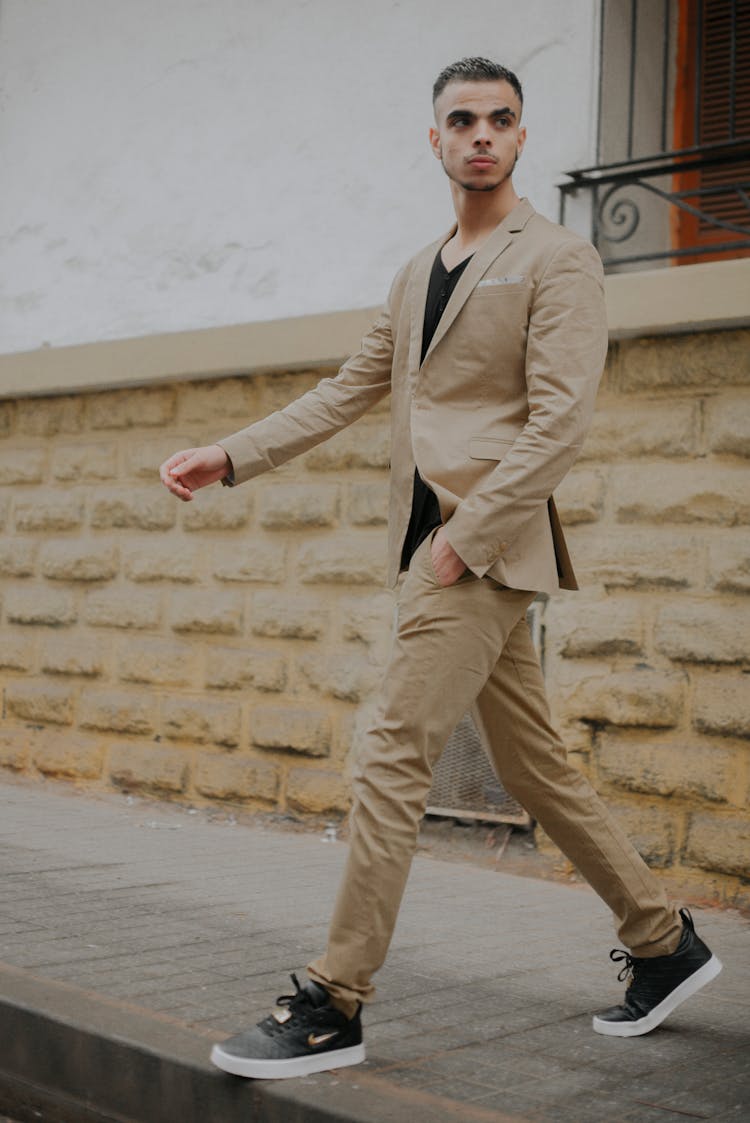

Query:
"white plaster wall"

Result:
[[0, 0, 599, 354]]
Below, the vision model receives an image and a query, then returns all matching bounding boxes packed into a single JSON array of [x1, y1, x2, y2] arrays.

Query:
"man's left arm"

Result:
[[442, 237, 608, 578]]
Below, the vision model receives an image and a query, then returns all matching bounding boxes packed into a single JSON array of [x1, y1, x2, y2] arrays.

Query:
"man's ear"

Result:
[[428, 125, 442, 160], [516, 125, 527, 159]]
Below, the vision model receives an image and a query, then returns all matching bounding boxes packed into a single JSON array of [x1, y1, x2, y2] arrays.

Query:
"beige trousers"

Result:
[[307, 533, 682, 1014]]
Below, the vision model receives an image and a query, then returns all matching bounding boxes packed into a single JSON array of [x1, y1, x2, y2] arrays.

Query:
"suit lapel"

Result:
[[419, 198, 535, 368]]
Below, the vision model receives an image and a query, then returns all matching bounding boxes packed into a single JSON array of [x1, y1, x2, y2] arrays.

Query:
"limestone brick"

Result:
[[42, 636, 106, 677], [259, 369, 322, 413], [85, 589, 161, 630], [298, 537, 387, 585], [170, 589, 243, 634], [32, 733, 103, 780], [579, 400, 699, 461], [0, 448, 46, 484], [177, 377, 253, 424], [0, 729, 29, 771], [5, 681, 74, 725], [617, 329, 749, 392], [6, 587, 76, 627], [258, 484, 339, 530], [80, 689, 157, 735], [40, 540, 119, 582], [561, 669, 684, 728], [286, 767, 350, 814], [705, 396, 750, 457], [613, 464, 750, 526], [123, 543, 201, 583], [51, 443, 116, 482], [692, 676, 750, 740], [298, 649, 379, 703], [684, 812, 750, 878], [251, 703, 331, 757], [545, 597, 644, 658], [554, 468, 606, 525], [205, 647, 287, 692], [181, 491, 251, 531], [162, 695, 241, 747], [90, 488, 176, 531], [193, 752, 279, 803], [118, 639, 197, 687], [597, 733, 736, 803], [0, 539, 36, 577], [568, 528, 700, 590], [109, 742, 187, 794], [15, 494, 84, 531], [125, 436, 198, 479], [213, 542, 285, 583], [655, 601, 750, 664], [340, 592, 394, 653], [608, 801, 676, 867], [16, 396, 84, 437], [708, 537, 750, 595], [347, 482, 389, 526], [87, 387, 175, 429], [0, 494, 9, 529], [0, 401, 16, 436], [250, 592, 328, 640], [0, 634, 35, 672], [304, 424, 390, 471]]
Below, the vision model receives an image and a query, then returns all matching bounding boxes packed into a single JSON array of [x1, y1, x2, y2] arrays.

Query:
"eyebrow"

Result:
[[446, 106, 517, 123]]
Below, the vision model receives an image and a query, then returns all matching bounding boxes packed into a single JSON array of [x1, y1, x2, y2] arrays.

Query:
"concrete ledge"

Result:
[[605, 257, 750, 340], [0, 962, 517, 1123], [1, 258, 746, 401], [0, 306, 381, 401]]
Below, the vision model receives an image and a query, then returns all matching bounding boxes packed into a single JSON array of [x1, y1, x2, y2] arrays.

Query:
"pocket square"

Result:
[[477, 274, 526, 288]]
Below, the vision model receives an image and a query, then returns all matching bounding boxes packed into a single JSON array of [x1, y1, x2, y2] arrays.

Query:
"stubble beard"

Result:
[[445, 150, 519, 193]]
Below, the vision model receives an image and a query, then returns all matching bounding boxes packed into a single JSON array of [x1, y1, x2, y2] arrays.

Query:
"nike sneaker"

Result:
[[210, 973, 365, 1079]]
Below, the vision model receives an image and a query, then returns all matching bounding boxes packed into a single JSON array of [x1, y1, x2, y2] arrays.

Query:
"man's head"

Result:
[[432, 58, 523, 115], [430, 57, 525, 195]]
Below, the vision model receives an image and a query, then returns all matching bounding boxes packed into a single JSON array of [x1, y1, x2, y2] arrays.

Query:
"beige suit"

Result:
[[218, 199, 606, 594], [218, 199, 681, 1014]]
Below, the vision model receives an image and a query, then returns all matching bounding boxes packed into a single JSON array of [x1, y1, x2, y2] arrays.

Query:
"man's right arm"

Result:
[[160, 266, 406, 500]]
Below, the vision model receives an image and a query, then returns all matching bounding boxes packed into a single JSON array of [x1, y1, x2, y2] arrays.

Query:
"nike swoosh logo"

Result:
[[308, 1031, 338, 1047]]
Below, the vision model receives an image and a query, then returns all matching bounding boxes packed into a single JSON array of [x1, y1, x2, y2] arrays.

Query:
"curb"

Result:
[[0, 963, 523, 1123]]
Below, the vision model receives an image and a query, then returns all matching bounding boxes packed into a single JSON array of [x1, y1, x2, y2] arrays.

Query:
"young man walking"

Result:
[[160, 58, 721, 1079]]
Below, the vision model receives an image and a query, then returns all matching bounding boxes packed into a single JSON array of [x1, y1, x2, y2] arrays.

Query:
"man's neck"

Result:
[[442, 181, 521, 270]]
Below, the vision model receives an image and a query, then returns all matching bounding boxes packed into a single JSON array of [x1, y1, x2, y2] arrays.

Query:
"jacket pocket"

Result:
[[469, 437, 514, 460]]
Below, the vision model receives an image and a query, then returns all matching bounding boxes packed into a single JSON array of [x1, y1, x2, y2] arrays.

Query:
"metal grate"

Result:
[[426, 602, 544, 827]]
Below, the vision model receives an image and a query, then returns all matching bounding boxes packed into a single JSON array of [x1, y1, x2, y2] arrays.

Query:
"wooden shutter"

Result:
[[672, 0, 750, 263]]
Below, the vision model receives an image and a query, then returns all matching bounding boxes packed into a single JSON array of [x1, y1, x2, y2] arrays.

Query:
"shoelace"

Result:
[[609, 948, 637, 985]]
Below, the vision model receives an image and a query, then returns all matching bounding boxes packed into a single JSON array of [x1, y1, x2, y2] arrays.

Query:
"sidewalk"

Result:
[[0, 776, 747, 1123]]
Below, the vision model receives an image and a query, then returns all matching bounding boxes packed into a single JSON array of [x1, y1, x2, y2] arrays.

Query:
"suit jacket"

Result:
[[217, 198, 608, 595]]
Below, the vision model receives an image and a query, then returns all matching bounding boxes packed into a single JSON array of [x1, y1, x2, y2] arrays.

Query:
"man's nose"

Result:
[[472, 129, 492, 147]]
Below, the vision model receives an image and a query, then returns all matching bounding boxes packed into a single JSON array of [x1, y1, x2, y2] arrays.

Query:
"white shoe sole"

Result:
[[210, 1041, 366, 1079], [592, 953, 723, 1037]]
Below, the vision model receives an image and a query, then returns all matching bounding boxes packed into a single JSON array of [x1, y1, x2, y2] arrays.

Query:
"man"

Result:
[[160, 58, 721, 1080]]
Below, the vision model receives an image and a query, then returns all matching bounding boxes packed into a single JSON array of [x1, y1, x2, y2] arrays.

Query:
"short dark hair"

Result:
[[432, 57, 523, 109]]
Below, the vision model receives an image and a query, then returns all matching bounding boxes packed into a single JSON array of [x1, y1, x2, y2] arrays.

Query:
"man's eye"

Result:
[[495, 117, 511, 127], [451, 117, 470, 127]]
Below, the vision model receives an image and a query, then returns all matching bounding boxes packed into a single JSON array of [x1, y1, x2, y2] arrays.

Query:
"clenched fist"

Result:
[[159, 444, 230, 501]]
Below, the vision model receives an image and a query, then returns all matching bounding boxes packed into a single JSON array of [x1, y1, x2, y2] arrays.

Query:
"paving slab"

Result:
[[0, 776, 748, 1123]]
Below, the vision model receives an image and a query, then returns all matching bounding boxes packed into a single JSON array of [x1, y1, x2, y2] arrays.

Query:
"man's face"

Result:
[[429, 79, 526, 193]]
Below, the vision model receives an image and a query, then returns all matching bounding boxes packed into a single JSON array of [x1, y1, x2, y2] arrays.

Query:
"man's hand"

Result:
[[159, 444, 230, 502], [430, 526, 467, 587]]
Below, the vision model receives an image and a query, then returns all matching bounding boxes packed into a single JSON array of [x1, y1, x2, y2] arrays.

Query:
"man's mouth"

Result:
[[468, 156, 496, 167]]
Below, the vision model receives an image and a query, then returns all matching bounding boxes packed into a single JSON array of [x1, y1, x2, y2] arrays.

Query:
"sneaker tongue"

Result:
[[304, 981, 332, 1009]]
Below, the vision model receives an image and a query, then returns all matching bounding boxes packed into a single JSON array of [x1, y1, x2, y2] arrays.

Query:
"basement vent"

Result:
[[426, 600, 545, 827]]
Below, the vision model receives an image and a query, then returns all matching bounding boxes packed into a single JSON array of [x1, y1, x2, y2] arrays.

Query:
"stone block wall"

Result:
[[0, 326, 748, 903]]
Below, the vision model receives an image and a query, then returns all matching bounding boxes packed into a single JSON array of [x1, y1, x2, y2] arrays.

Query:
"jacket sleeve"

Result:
[[443, 237, 608, 576], [215, 271, 405, 487]]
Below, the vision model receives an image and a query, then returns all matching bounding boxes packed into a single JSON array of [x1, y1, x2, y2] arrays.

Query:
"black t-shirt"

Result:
[[399, 249, 473, 569]]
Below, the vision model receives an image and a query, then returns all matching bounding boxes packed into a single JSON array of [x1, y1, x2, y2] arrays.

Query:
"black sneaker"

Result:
[[593, 907, 722, 1037], [210, 973, 365, 1079]]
